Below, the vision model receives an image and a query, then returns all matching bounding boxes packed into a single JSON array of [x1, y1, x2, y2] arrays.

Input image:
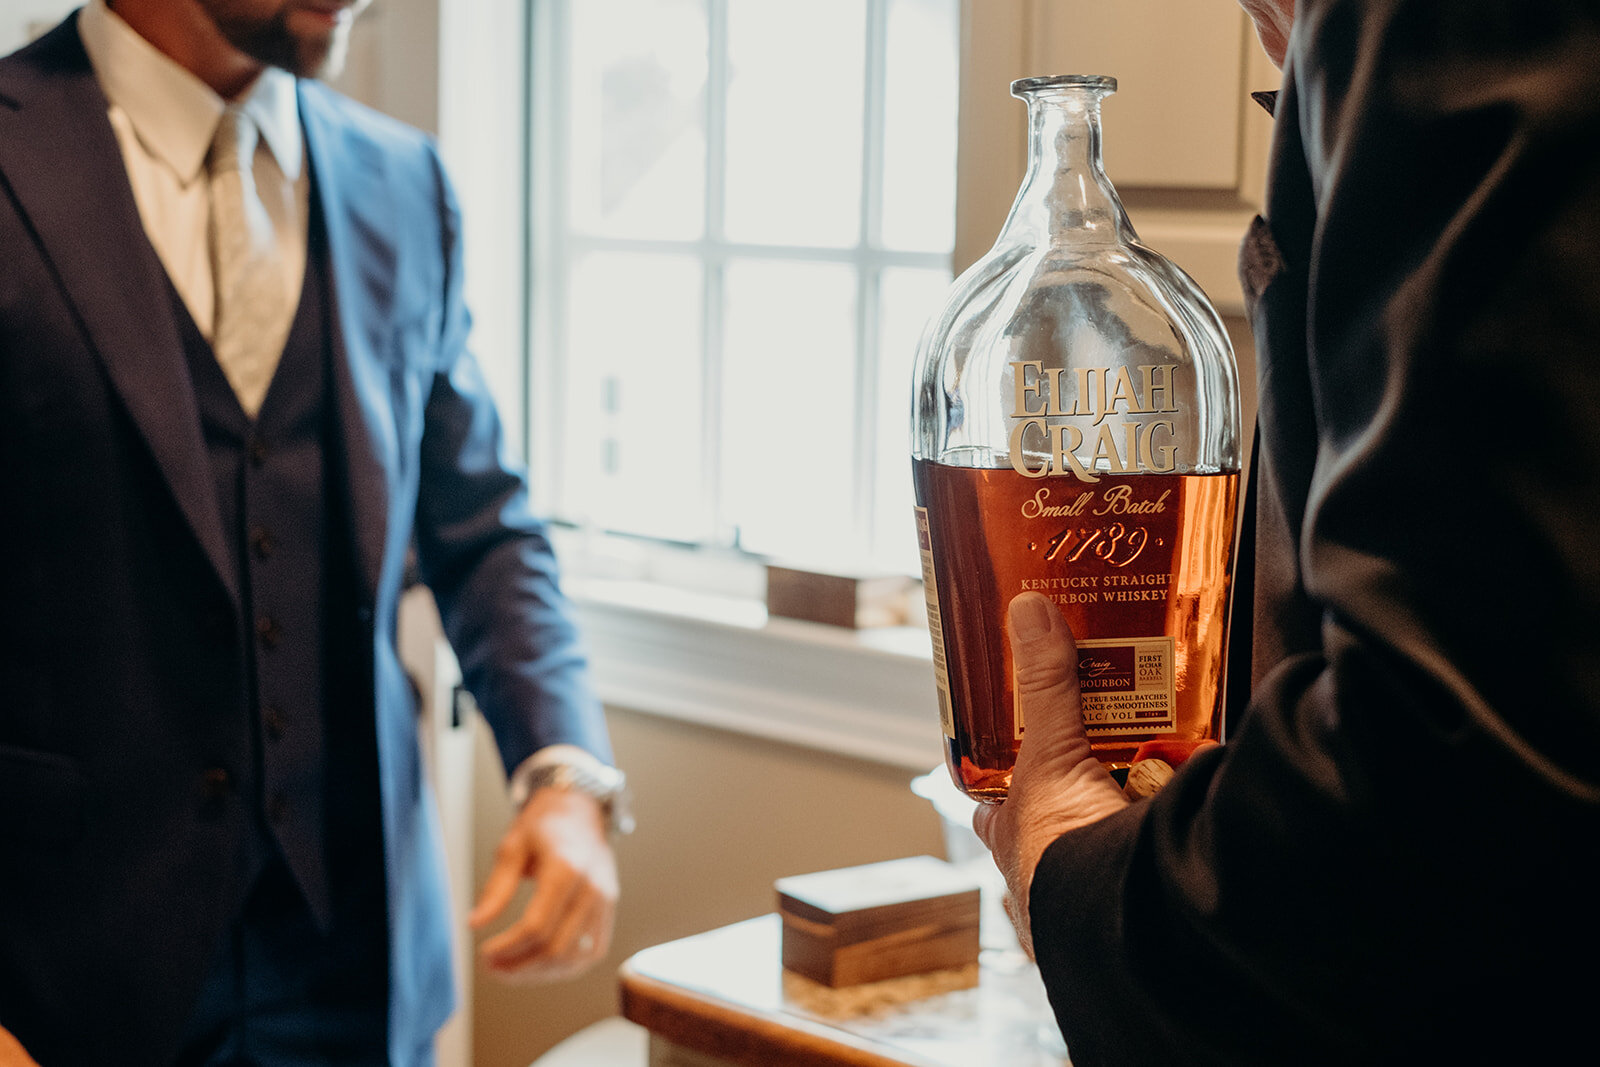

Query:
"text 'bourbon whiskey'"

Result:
[[911, 76, 1241, 801]]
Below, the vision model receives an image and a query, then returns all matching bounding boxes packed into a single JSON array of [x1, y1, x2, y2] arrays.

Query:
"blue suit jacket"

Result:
[[0, 15, 609, 1065]]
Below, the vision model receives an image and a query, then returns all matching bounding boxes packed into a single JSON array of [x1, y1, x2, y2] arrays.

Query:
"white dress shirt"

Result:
[[77, 0, 307, 343]]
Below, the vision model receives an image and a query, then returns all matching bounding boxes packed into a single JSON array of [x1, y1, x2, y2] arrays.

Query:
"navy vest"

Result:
[[169, 207, 384, 935]]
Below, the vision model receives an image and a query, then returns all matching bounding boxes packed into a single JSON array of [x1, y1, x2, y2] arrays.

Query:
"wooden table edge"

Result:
[[618, 957, 936, 1067]]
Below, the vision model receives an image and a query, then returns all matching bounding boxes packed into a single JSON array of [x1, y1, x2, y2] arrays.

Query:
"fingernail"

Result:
[[1010, 593, 1055, 640]]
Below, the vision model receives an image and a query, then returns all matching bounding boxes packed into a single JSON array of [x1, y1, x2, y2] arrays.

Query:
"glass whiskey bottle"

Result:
[[911, 75, 1242, 802]]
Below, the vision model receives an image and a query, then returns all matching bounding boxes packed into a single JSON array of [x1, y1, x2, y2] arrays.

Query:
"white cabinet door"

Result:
[[957, 0, 1280, 313], [1031, 0, 1245, 189]]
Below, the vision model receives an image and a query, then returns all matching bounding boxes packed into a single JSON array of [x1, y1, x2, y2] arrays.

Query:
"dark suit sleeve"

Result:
[[1027, 2, 1600, 1063], [409, 144, 612, 773]]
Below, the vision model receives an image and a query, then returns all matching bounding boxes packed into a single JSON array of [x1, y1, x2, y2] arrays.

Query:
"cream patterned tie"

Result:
[[208, 107, 289, 418]]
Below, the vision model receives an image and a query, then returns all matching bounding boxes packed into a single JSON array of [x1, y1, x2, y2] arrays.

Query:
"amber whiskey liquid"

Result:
[[913, 459, 1238, 801]]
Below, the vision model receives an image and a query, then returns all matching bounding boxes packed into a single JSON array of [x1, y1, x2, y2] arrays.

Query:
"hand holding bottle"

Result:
[[971, 592, 1131, 956]]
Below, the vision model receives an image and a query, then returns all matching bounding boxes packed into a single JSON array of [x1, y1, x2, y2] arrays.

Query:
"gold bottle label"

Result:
[[1074, 635, 1176, 735], [1007, 360, 1182, 480], [914, 506, 955, 739]]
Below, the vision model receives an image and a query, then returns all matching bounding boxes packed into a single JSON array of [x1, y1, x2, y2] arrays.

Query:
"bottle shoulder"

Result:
[[925, 241, 1236, 372]]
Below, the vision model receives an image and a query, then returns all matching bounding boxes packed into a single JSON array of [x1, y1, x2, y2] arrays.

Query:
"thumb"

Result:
[[1009, 592, 1085, 749]]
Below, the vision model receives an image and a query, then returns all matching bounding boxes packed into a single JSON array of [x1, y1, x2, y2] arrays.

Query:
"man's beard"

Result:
[[206, 4, 357, 81]]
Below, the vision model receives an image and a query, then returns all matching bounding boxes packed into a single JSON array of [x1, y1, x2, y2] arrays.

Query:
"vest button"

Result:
[[250, 526, 277, 560], [256, 615, 281, 648], [263, 706, 287, 741], [248, 438, 270, 467]]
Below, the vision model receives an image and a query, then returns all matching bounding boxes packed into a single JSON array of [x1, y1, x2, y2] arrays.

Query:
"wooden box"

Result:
[[775, 856, 982, 988], [765, 564, 914, 629]]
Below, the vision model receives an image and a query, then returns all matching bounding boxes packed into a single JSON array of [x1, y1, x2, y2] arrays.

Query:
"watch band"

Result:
[[514, 758, 635, 837]]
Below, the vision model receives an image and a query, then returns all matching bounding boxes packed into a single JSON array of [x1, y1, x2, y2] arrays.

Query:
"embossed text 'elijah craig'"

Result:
[[911, 76, 1241, 801]]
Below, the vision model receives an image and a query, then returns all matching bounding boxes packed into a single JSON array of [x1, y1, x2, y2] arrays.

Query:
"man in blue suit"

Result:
[[0, 1, 625, 1063]]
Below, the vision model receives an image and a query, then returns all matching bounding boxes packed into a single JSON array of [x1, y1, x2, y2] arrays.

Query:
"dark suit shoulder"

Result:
[[0, 12, 92, 107]]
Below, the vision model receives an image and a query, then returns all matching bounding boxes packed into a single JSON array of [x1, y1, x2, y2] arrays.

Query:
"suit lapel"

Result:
[[0, 19, 238, 603], [299, 85, 395, 602]]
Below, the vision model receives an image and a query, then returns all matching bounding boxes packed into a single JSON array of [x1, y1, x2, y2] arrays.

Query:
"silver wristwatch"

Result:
[[514, 758, 635, 837]]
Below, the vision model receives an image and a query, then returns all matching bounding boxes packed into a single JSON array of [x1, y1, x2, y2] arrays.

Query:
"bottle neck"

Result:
[[1000, 89, 1133, 248]]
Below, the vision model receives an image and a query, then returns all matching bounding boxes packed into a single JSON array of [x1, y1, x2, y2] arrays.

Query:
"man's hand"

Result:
[[0, 1025, 40, 1067], [469, 786, 619, 982], [972, 592, 1130, 956]]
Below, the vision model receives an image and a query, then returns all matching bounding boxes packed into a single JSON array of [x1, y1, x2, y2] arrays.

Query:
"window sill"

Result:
[[567, 576, 944, 773]]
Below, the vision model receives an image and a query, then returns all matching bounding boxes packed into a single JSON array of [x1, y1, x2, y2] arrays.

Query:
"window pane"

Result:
[[874, 267, 952, 570], [723, 2, 866, 248], [568, 0, 707, 240], [880, 0, 958, 252], [560, 252, 706, 541], [720, 260, 858, 560], [533, 0, 960, 577]]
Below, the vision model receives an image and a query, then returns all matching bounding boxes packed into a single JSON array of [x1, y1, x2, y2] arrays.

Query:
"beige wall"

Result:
[[467, 704, 949, 1067]]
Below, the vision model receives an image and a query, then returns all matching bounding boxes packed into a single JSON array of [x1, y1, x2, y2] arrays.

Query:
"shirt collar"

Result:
[[78, 0, 304, 187]]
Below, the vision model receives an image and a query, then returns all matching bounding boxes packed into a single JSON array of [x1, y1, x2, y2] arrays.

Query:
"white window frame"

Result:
[[508, 0, 958, 770], [525, 0, 954, 566]]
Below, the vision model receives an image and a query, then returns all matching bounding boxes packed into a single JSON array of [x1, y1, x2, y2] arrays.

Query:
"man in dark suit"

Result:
[[0, 1, 625, 1063], [978, 0, 1600, 1063]]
